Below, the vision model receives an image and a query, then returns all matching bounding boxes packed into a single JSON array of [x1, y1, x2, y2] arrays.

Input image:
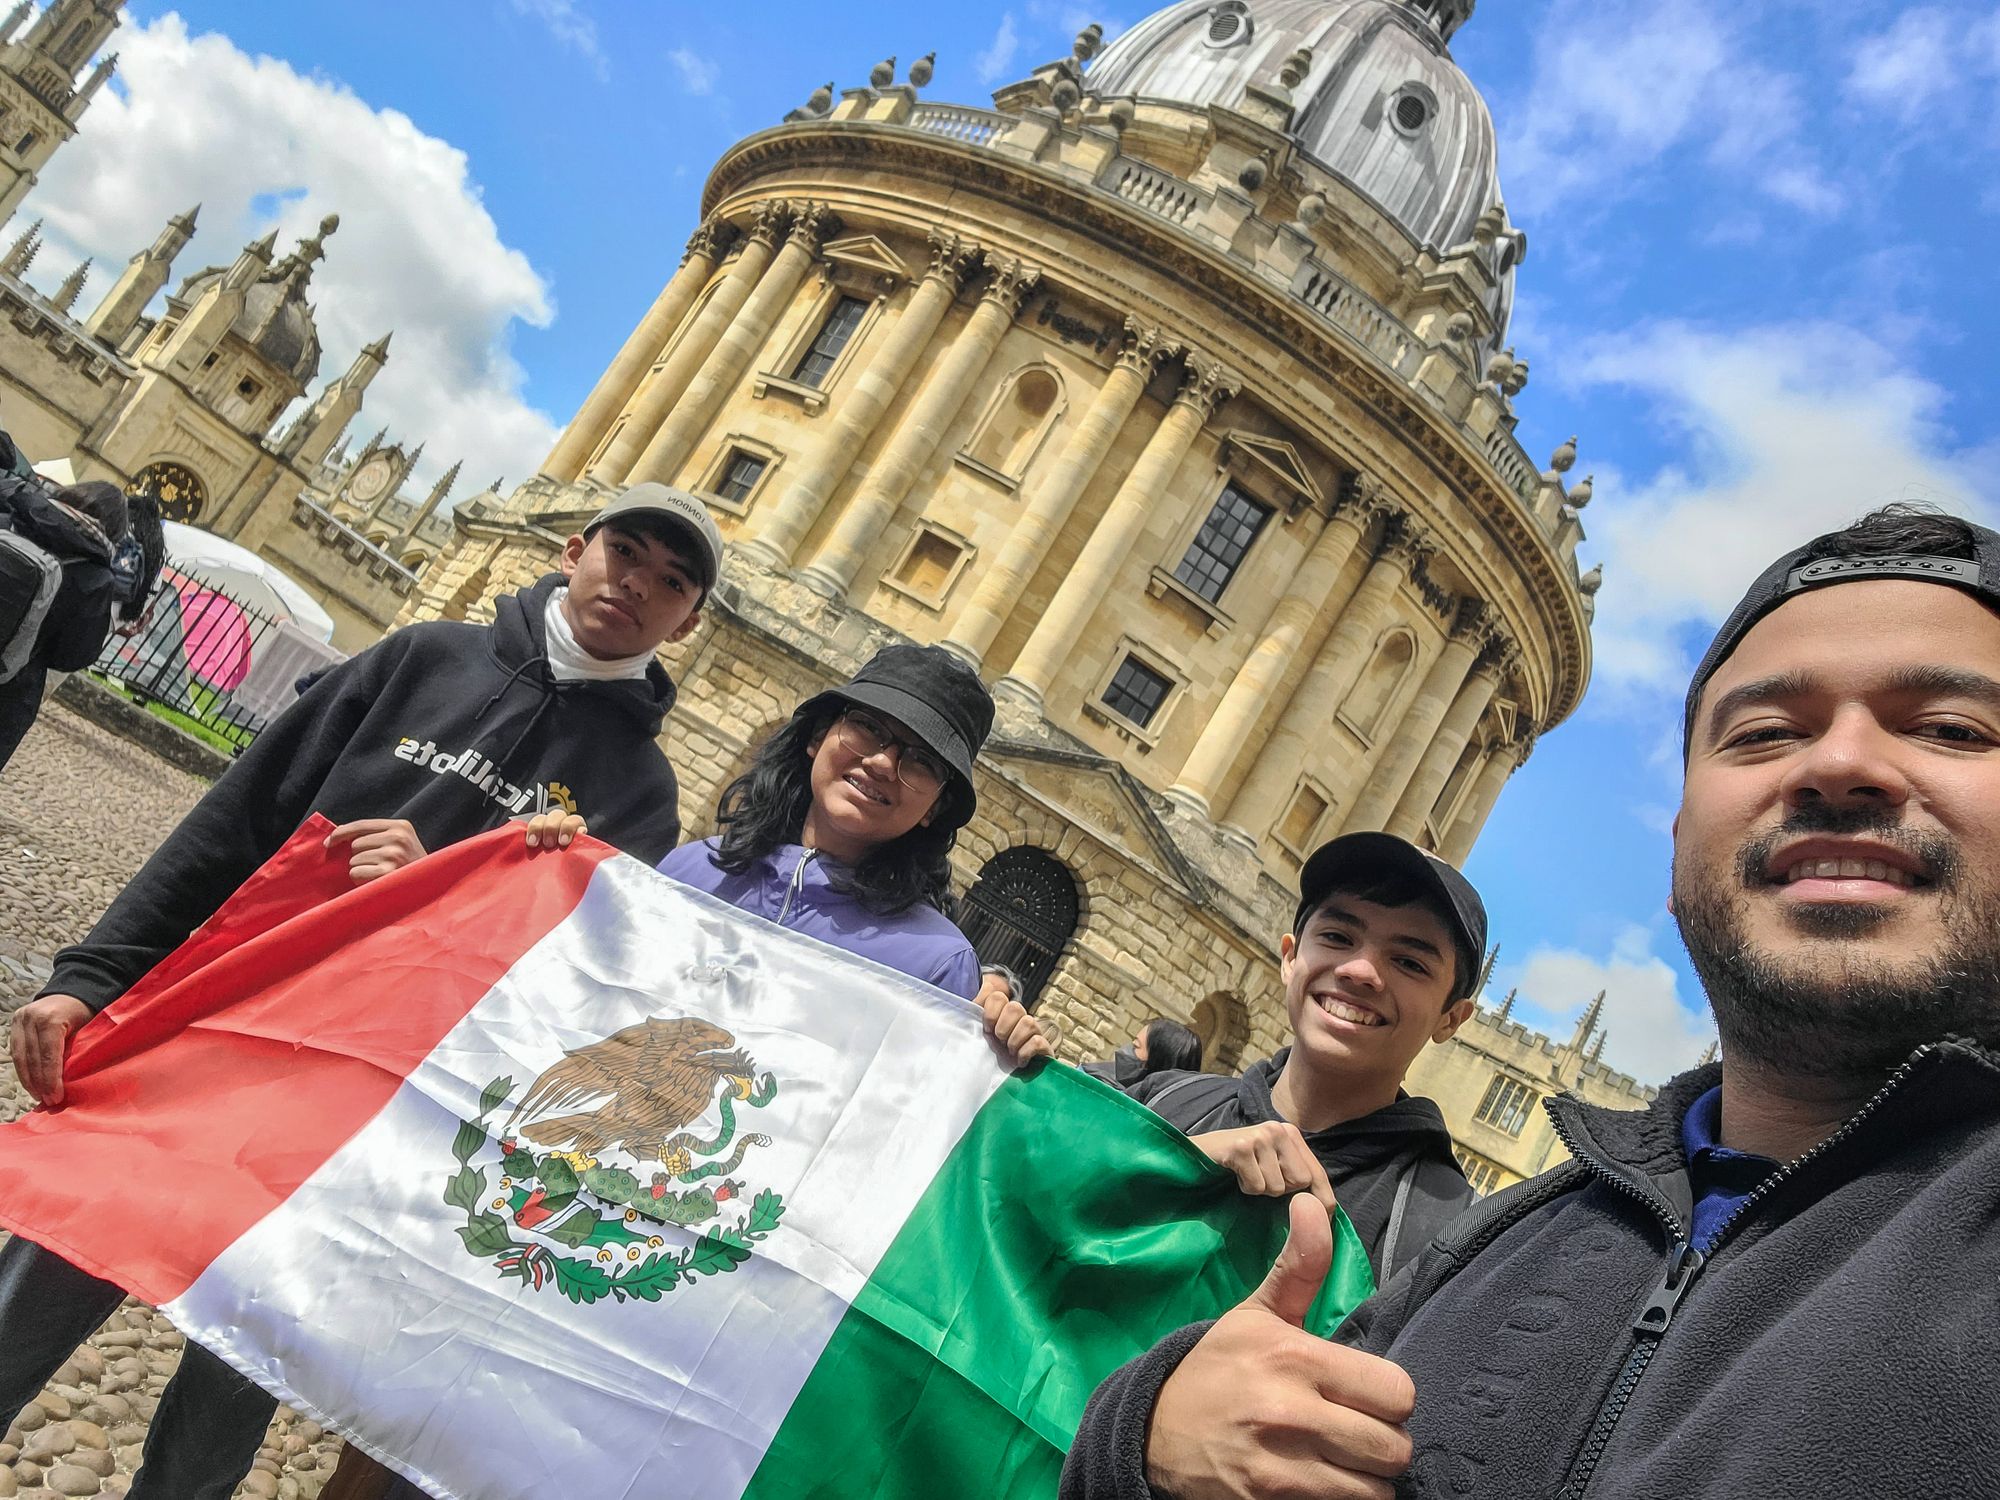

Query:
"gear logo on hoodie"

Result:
[[394, 737, 572, 818]]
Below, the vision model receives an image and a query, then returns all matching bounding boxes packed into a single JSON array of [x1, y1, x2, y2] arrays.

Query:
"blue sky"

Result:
[[19, 1, 2000, 1079]]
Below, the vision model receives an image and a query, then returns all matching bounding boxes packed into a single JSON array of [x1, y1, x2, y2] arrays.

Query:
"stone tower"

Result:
[[407, 0, 1598, 1074], [0, 0, 122, 222]]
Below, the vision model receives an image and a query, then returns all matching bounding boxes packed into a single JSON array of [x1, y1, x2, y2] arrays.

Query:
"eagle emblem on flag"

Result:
[[443, 1017, 785, 1305]]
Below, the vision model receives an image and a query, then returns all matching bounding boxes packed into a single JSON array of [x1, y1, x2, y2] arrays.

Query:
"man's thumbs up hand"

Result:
[[1145, 1195, 1417, 1500]]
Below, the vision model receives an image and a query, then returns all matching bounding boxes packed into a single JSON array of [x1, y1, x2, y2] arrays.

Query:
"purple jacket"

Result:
[[657, 838, 980, 999]]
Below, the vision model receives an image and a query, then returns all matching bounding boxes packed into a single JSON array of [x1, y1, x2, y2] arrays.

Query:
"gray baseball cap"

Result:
[[585, 483, 724, 594]]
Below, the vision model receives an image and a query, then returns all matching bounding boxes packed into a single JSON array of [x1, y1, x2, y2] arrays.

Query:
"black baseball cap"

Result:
[[1295, 832, 1488, 998], [1682, 514, 2000, 756], [794, 644, 996, 831]]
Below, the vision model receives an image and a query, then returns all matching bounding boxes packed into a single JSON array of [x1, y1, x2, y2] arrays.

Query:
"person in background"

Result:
[[1084, 1017, 1205, 1086], [0, 476, 161, 773]]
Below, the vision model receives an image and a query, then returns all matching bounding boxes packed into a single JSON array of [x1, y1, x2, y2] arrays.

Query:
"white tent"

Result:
[[162, 521, 338, 643]]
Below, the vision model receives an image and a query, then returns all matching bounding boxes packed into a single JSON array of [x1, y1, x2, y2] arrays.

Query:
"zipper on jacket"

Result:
[[1551, 1046, 1934, 1499], [777, 849, 816, 928]]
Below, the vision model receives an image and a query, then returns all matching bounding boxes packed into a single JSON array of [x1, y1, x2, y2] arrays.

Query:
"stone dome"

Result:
[[1086, 0, 1499, 254]]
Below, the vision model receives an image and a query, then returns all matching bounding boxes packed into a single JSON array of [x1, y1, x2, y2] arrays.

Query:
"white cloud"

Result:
[[510, 0, 607, 80], [668, 46, 719, 98], [1499, 925, 1715, 1083], [1503, 0, 1840, 221], [976, 14, 1022, 85], [1567, 321, 1994, 688], [1846, 8, 1957, 120], [23, 12, 557, 495]]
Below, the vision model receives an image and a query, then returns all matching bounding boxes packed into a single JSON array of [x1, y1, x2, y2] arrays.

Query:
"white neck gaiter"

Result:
[[543, 588, 655, 682]]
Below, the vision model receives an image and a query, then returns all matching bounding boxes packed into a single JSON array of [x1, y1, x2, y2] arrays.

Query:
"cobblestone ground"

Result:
[[0, 705, 346, 1499]]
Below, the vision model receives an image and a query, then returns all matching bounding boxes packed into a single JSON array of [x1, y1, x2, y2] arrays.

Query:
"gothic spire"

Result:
[[0, 218, 40, 278], [50, 256, 91, 314]]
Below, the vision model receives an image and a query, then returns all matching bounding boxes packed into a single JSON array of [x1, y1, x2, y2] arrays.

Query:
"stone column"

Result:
[[1168, 487, 1385, 816], [741, 229, 980, 570], [585, 199, 790, 487], [540, 217, 736, 483], [1000, 351, 1240, 708], [1442, 732, 1529, 865], [795, 255, 1042, 598], [944, 317, 1179, 667], [630, 203, 837, 487], [1343, 601, 1489, 834], [1384, 638, 1511, 842], [1221, 519, 1417, 838]]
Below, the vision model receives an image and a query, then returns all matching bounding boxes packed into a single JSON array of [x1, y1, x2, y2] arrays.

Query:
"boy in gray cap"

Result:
[[2, 483, 721, 1500]]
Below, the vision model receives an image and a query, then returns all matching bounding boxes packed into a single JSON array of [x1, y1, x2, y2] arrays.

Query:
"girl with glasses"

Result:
[[528, 644, 1050, 1065]]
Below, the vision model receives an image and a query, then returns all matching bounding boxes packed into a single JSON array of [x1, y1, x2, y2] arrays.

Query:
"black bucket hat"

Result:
[[794, 645, 995, 830]]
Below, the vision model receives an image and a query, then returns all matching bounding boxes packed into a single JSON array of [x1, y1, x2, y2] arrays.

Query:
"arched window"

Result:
[[1338, 627, 1417, 743], [959, 846, 1081, 1010], [128, 461, 207, 524], [1192, 991, 1249, 1073], [962, 365, 1063, 483]]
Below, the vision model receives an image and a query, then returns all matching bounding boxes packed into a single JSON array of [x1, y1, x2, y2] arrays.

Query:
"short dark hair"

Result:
[[58, 480, 129, 542], [1296, 868, 1476, 1003], [1798, 501, 1978, 565], [1141, 1018, 1203, 1074], [599, 513, 711, 600]]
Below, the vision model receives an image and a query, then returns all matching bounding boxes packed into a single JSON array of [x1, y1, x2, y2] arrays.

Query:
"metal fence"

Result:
[[87, 563, 288, 753]]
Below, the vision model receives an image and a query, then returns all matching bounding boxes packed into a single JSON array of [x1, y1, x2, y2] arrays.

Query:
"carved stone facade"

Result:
[[404, 2, 1606, 1108], [0, 0, 466, 650]]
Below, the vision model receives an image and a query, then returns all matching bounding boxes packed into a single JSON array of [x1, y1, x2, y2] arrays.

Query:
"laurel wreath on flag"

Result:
[[444, 1076, 787, 1306]]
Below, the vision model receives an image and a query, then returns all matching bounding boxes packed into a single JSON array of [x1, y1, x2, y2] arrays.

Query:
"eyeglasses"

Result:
[[834, 709, 951, 795]]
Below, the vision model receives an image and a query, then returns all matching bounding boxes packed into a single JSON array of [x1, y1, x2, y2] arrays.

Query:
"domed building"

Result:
[[410, 0, 1632, 1189]]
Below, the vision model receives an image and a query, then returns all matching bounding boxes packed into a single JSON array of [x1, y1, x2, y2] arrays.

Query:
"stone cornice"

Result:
[[700, 121, 1591, 731]]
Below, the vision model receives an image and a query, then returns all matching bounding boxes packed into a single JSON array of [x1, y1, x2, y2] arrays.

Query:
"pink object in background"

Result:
[[172, 580, 254, 690]]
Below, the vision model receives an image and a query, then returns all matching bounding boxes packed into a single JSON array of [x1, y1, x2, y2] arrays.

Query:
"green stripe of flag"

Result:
[[745, 1063, 1375, 1498]]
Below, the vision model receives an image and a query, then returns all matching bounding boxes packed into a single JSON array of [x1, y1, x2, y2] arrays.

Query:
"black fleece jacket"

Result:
[[1062, 1038, 2000, 1500], [43, 573, 682, 1012], [1129, 1050, 1474, 1282]]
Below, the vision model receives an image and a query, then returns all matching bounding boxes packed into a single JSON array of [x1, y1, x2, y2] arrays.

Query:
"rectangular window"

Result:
[[893, 529, 963, 598], [1101, 655, 1173, 729], [1473, 1073, 1538, 1137], [715, 449, 768, 505], [1276, 783, 1329, 853], [790, 295, 868, 389], [1453, 1146, 1505, 1197], [1173, 484, 1271, 603]]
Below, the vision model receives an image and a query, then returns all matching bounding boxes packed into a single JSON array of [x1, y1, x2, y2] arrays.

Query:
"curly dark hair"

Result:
[[709, 706, 960, 917], [1801, 501, 1979, 563]]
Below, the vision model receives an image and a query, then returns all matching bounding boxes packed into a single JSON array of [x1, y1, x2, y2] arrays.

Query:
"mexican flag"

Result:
[[0, 821, 1374, 1500]]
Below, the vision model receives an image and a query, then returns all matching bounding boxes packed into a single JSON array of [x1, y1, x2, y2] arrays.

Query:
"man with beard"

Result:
[[1060, 502, 2000, 1500]]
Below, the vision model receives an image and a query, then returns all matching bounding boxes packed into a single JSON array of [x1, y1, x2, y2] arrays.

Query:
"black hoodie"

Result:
[[1063, 1040, 2000, 1500], [44, 573, 682, 1012], [1128, 1049, 1474, 1282]]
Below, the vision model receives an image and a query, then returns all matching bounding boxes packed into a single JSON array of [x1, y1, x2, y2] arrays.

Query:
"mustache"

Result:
[[1734, 801, 1960, 889]]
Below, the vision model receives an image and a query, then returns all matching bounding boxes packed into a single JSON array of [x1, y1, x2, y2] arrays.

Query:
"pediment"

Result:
[[1218, 430, 1324, 514], [821, 235, 909, 282], [980, 740, 1208, 900]]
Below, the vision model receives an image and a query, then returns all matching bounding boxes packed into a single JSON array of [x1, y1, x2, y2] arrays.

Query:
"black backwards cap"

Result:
[[1295, 832, 1488, 1000], [1682, 512, 2000, 757]]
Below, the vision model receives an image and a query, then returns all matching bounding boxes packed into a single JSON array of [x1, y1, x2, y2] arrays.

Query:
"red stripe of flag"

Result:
[[0, 818, 615, 1305]]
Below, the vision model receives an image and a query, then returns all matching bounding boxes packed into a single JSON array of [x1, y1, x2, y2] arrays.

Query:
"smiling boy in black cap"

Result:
[[1125, 831, 1481, 1283]]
